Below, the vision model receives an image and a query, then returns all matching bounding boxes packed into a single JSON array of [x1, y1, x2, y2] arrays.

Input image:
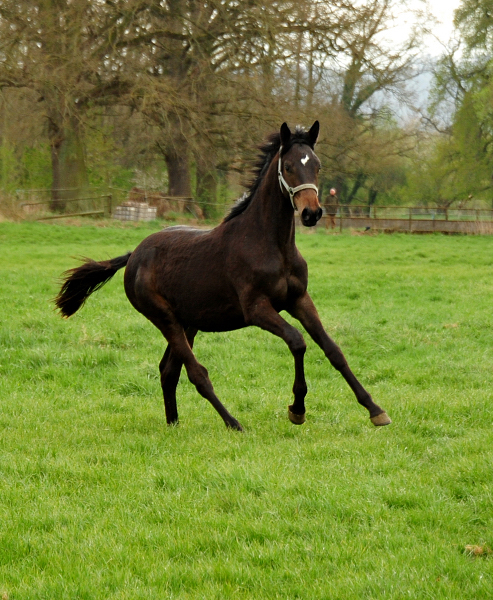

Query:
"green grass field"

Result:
[[1, 221, 493, 599]]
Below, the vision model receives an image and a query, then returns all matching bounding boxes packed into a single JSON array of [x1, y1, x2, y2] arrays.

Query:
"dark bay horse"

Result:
[[55, 121, 391, 431]]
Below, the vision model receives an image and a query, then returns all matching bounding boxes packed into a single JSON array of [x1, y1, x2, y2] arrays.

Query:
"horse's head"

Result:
[[278, 121, 322, 227]]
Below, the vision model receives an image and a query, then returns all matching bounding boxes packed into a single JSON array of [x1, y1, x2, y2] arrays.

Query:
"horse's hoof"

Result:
[[288, 407, 306, 425], [370, 411, 392, 426], [226, 419, 244, 432]]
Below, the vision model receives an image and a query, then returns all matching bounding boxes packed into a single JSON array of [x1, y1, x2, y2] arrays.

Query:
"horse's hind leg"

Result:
[[159, 328, 197, 425], [142, 293, 242, 430], [177, 336, 243, 431]]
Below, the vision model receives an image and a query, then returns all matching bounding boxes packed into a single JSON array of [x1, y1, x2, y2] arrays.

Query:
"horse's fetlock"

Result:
[[293, 381, 307, 399]]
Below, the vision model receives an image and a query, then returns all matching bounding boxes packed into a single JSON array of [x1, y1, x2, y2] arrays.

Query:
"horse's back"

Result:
[[162, 224, 211, 235], [129, 225, 213, 258]]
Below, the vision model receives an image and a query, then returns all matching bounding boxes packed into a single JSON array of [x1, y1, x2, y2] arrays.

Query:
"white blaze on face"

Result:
[[301, 154, 310, 166]]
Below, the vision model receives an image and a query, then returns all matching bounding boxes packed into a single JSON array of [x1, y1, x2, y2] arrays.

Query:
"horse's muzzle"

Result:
[[301, 207, 323, 227]]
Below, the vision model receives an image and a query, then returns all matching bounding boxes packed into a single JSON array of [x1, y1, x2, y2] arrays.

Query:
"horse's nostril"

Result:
[[302, 207, 321, 224]]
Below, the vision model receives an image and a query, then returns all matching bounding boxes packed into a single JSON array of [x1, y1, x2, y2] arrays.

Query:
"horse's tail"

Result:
[[54, 252, 132, 318]]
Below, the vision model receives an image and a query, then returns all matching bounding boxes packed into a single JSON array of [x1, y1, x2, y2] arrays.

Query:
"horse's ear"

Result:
[[280, 122, 291, 148], [307, 120, 320, 147]]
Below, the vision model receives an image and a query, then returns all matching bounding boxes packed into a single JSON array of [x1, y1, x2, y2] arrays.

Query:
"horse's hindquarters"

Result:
[[123, 229, 246, 333]]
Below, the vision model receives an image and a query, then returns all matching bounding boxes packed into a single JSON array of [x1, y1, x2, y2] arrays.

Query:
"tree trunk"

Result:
[[49, 116, 88, 212], [294, 31, 303, 110], [346, 172, 367, 204], [367, 188, 378, 212], [332, 175, 348, 212], [164, 139, 192, 213], [196, 161, 217, 219], [165, 150, 191, 198]]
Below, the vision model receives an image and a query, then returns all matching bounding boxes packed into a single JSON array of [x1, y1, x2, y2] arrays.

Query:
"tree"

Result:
[[0, 0, 427, 217], [305, 0, 422, 205], [455, 0, 493, 50], [424, 0, 493, 206], [124, 0, 325, 212], [0, 0, 132, 208]]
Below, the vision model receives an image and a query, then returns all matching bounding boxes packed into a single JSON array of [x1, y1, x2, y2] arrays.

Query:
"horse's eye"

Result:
[[284, 164, 292, 173]]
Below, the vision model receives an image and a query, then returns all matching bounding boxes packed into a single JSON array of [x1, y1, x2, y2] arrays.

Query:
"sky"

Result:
[[390, 0, 463, 56], [422, 0, 463, 54], [370, 0, 465, 114]]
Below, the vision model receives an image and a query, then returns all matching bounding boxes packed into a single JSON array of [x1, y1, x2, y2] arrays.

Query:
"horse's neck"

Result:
[[246, 164, 296, 250]]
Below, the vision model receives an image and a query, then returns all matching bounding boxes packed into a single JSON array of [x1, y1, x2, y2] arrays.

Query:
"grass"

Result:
[[1, 221, 493, 599]]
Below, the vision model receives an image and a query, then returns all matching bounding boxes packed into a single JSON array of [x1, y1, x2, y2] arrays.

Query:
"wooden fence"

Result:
[[15, 190, 493, 234], [298, 206, 493, 234], [19, 192, 113, 220]]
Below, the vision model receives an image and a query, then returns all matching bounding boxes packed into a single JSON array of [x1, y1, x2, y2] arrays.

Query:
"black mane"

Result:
[[223, 126, 316, 223]]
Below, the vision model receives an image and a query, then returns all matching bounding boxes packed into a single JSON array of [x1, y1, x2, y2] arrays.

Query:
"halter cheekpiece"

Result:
[[278, 145, 319, 209]]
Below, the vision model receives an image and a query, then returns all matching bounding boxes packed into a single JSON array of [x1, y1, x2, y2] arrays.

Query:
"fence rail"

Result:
[[19, 194, 113, 220], [14, 188, 493, 234], [307, 205, 493, 234]]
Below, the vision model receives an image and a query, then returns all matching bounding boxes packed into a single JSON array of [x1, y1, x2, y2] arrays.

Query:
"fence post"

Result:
[[105, 194, 113, 217], [408, 206, 412, 232]]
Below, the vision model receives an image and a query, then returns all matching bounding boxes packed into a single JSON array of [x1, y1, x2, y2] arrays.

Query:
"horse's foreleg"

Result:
[[159, 328, 197, 425], [289, 293, 391, 426], [242, 297, 308, 424]]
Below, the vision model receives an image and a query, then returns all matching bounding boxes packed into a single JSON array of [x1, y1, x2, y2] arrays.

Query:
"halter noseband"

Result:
[[278, 146, 319, 209]]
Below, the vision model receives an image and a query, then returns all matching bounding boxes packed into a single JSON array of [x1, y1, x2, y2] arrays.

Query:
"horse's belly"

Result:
[[162, 274, 244, 332], [175, 300, 246, 332]]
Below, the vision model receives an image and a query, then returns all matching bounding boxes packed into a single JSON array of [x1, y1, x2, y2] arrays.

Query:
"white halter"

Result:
[[278, 146, 319, 209]]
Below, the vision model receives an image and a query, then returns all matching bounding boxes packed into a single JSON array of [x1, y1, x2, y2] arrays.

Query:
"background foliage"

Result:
[[0, 0, 492, 214]]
